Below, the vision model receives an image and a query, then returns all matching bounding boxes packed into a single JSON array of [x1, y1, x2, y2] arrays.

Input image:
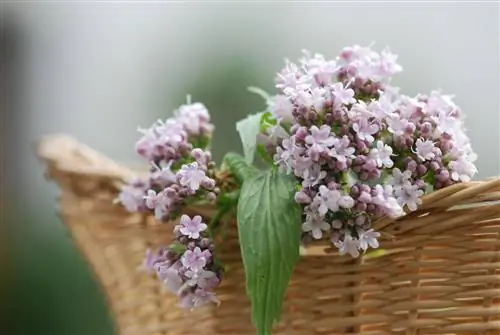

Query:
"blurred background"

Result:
[[3, 2, 499, 335]]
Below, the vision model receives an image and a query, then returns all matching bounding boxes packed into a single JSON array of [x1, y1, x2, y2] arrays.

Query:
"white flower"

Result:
[[352, 118, 379, 143], [269, 95, 294, 123], [394, 182, 424, 211], [449, 156, 478, 182], [388, 168, 412, 190], [435, 111, 460, 136], [300, 50, 339, 85], [311, 87, 327, 111], [335, 233, 360, 258], [358, 229, 381, 251], [314, 185, 354, 216], [301, 165, 327, 188], [295, 90, 313, 108], [414, 138, 440, 161], [330, 136, 355, 163], [379, 49, 403, 77], [368, 93, 395, 119], [276, 61, 311, 95], [349, 101, 375, 118], [386, 115, 408, 136], [371, 184, 405, 218], [370, 141, 394, 168], [331, 82, 356, 107], [302, 214, 330, 239]]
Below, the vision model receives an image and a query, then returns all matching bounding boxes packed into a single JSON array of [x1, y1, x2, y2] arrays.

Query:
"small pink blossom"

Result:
[[177, 215, 208, 239], [358, 229, 381, 251], [335, 233, 360, 258], [449, 156, 477, 182], [177, 162, 207, 191], [302, 212, 330, 239], [414, 138, 440, 161], [388, 168, 412, 190], [370, 141, 394, 168], [181, 247, 211, 271], [331, 82, 356, 107], [269, 94, 294, 123], [394, 182, 424, 211], [352, 118, 379, 143]]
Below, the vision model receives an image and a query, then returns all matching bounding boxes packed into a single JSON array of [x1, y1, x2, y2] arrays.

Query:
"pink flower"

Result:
[[177, 162, 207, 191], [184, 269, 217, 289], [157, 261, 183, 294], [352, 118, 379, 143], [177, 215, 207, 239], [118, 181, 147, 212], [302, 212, 330, 239], [314, 185, 354, 216], [388, 168, 412, 190], [394, 182, 424, 211], [181, 247, 211, 271], [358, 229, 381, 251], [335, 233, 360, 258], [449, 156, 477, 182], [175, 102, 214, 136], [370, 141, 394, 168], [330, 136, 355, 163], [331, 82, 356, 107], [269, 94, 294, 123], [414, 138, 440, 161]]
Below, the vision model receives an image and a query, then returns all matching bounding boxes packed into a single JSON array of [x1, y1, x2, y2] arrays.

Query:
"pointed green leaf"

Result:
[[236, 112, 264, 164], [237, 169, 302, 335]]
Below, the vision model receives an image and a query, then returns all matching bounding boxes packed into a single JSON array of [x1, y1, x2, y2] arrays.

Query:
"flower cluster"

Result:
[[118, 99, 218, 221], [118, 100, 223, 308], [143, 215, 222, 308], [267, 45, 477, 257]]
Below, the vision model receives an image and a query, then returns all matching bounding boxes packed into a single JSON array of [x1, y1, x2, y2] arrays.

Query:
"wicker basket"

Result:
[[38, 134, 500, 335]]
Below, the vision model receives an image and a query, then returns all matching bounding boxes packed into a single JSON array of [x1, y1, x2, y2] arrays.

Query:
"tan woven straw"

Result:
[[37, 134, 500, 335]]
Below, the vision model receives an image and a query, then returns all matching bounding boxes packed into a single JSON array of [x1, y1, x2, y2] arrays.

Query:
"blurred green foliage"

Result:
[[10, 206, 114, 335]]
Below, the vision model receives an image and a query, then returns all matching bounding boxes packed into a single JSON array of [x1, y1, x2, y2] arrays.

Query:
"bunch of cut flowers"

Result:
[[118, 44, 477, 335]]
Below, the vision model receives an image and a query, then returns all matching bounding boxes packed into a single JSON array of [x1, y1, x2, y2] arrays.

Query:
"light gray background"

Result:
[[12, 3, 500, 205]]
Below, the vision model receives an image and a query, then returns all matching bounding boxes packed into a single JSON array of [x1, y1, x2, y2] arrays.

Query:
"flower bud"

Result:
[[294, 191, 312, 204], [199, 238, 211, 248], [355, 202, 367, 212], [417, 164, 427, 176]]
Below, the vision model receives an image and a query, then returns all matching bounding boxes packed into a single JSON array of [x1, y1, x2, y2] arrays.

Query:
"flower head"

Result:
[[177, 215, 208, 239], [334, 233, 360, 258], [370, 141, 394, 168], [181, 247, 211, 271], [177, 163, 208, 192]]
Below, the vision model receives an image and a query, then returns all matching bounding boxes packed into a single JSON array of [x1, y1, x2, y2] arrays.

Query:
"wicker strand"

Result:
[[37, 134, 500, 335]]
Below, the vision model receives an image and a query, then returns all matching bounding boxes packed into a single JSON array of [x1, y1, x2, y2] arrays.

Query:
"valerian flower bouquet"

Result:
[[118, 45, 477, 335]]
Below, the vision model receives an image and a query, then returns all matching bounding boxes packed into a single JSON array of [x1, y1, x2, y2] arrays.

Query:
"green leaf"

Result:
[[363, 249, 387, 259], [222, 152, 256, 184], [259, 111, 278, 133], [236, 112, 264, 164], [169, 242, 187, 255], [237, 169, 302, 335], [256, 144, 274, 166]]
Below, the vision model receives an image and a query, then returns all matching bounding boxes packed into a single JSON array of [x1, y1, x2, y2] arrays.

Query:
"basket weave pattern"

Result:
[[38, 134, 500, 335]]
